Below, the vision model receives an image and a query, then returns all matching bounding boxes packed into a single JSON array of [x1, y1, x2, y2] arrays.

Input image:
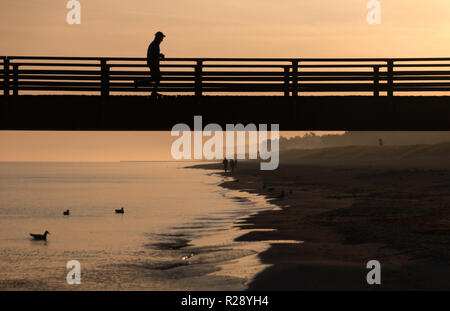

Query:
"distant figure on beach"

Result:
[[63, 209, 70, 216], [229, 159, 235, 173], [135, 31, 166, 97], [115, 207, 125, 214], [276, 190, 285, 199], [222, 158, 228, 173], [379, 138, 384, 146]]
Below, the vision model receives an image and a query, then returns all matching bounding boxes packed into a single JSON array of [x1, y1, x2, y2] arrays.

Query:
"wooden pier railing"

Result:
[[3, 56, 450, 97]]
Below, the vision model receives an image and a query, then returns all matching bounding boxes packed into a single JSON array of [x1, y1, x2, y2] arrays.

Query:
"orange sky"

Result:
[[1, 0, 450, 58]]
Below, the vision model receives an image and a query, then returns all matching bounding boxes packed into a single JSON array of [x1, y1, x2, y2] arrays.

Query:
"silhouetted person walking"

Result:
[[229, 159, 235, 173], [135, 31, 166, 97], [223, 158, 228, 173]]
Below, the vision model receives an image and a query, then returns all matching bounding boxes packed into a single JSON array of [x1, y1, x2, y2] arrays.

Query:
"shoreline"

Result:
[[189, 154, 450, 290], [147, 168, 281, 291]]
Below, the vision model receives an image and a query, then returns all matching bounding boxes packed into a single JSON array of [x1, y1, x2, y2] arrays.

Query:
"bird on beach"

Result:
[[181, 253, 195, 261], [63, 209, 70, 216], [30, 231, 50, 241], [115, 207, 125, 214], [275, 190, 285, 199]]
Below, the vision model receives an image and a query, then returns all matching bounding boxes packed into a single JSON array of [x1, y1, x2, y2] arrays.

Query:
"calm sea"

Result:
[[0, 162, 276, 290]]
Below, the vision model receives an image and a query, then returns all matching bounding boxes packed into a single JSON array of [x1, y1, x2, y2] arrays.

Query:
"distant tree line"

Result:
[[279, 131, 450, 150]]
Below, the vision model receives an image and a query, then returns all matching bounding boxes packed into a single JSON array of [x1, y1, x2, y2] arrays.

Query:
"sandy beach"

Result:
[[192, 142, 450, 290]]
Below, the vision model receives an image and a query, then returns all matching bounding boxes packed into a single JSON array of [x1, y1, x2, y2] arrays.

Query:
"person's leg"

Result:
[[152, 66, 161, 95], [134, 63, 152, 88], [146, 61, 154, 85]]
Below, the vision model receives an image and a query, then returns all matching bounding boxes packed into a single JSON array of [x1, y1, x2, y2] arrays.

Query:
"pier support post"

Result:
[[4, 58, 9, 97], [195, 60, 203, 97], [387, 60, 394, 97], [284, 66, 290, 97], [292, 60, 299, 97], [13, 64, 19, 96], [101, 59, 110, 97], [373, 66, 380, 97], [1, 57, 10, 124]]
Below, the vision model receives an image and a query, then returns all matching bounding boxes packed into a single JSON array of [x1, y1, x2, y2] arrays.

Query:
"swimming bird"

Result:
[[115, 207, 124, 214], [30, 231, 50, 241], [63, 209, 70, 216]]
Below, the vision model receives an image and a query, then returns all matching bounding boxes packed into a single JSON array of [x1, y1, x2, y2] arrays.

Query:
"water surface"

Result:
[[0, 162, 275, 290]]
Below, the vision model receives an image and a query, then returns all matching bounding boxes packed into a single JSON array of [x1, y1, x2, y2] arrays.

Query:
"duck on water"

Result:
[[30, 231, 50, 241]]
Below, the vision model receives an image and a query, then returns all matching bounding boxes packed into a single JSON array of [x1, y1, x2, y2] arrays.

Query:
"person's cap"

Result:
[[155, 31, 166, 38]]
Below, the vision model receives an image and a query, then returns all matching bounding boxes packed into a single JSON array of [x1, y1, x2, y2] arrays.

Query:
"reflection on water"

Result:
[[0, 162, 280, 290]]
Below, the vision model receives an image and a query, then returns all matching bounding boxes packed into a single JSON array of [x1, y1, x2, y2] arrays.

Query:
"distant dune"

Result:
[[280, 131, 450, 150], [280, 141, 450, 169]]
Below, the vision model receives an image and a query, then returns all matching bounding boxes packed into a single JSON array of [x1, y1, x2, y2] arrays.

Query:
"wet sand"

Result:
[[191, 143, 450, 290]]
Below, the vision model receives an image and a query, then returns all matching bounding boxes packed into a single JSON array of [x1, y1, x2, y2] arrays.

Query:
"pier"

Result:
[[1, 56, 450, 130]]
